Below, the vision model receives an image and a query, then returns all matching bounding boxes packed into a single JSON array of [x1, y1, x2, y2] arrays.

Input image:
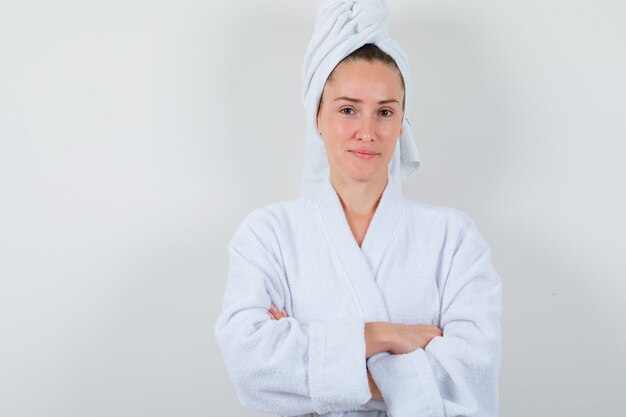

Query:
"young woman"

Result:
[[214, 2, 502, 417]]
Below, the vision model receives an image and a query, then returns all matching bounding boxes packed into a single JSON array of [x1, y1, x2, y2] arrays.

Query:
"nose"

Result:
[[356, 115, 375, 141]]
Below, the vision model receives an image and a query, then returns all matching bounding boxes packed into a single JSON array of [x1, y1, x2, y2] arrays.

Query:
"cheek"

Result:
[[327, 118, 353, 135], [382, 122, 403, 142], [324, 120, 353, 145]]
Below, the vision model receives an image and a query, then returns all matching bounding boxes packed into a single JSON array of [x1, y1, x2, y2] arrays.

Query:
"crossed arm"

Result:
[[267, 304, 443, 400], [217, 213, 502, 416]]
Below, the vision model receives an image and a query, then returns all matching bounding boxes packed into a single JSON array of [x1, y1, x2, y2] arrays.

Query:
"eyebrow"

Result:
[[333, 96, 400, 105]]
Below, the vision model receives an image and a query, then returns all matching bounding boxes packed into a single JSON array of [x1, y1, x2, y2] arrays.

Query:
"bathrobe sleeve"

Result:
[[367, 213, 503, 417], [214, 209, 372, 416]]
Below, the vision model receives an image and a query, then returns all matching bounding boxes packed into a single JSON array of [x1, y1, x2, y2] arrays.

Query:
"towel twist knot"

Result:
[[347, 0, 389, 35]]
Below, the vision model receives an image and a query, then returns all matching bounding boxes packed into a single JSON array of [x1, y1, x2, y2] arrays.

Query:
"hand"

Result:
[[267, 303, 289, 320], [365, 322, 442, 355], [383, 323, 443, 354]]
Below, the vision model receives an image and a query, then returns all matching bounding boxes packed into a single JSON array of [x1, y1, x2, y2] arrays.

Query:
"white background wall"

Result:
[[1, 0, 624, 416]]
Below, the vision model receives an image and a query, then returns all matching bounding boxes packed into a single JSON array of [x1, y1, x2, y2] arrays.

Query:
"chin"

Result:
[[342, 167, 383, 183], [330, 159, 387, 183]]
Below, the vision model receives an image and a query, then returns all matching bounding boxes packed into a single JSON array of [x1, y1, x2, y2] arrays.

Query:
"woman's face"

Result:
[[316, 59, 404, 185]]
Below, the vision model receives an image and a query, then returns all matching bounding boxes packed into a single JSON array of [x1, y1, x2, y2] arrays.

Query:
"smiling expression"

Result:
[[316, 59, 405, 184]]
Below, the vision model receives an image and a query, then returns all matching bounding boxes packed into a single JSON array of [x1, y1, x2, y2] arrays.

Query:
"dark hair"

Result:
[[320, 43, 406, 112]]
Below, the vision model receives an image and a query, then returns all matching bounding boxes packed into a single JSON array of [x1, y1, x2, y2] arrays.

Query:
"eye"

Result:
[[380, 109, 393, 117], [340, 108, 354, 115]]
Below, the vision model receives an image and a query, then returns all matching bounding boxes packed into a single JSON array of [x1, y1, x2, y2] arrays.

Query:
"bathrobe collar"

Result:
[[313, 174, 407, 321]]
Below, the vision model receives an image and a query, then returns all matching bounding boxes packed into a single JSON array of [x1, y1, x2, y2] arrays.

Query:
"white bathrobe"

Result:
[[214, 175, 502, 417]]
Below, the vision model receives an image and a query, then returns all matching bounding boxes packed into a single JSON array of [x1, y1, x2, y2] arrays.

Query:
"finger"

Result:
[[268, 304, 289, 320], [274, 311, 289, 320], [269, 309, 284, 320]]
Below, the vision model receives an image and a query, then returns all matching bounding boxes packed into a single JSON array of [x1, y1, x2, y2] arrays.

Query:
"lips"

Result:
[[349, 149, 379, 160]]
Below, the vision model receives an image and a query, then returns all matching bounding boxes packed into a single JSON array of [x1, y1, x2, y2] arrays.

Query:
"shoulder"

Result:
[[401, 195, 491, 248], [402, 195, 474, 231], [228, 196, 310, 251], [234, 197, 308, 234]]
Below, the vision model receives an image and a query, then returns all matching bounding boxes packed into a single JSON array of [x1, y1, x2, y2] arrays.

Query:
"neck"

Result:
[[329, 172, 388, 218]]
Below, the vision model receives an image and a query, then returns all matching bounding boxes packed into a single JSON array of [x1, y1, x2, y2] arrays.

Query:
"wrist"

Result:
[[365, 322, 393, 357], [377, 321, 394, 353]]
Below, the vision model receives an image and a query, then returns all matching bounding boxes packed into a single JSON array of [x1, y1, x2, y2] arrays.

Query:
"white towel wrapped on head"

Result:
[[301, 0, 421, 197]]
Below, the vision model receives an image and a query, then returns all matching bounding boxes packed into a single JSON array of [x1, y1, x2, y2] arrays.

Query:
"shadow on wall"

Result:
[[218, 4, 312, 209], [394, 14, 509, 222], [497, 228, 625, 414]]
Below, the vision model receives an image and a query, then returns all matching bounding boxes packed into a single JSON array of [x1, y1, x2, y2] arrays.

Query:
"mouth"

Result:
[[349, 150, 379, 160]]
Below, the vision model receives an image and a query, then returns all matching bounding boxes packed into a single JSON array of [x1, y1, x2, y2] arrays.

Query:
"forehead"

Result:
[[324, 59, 403, 97]]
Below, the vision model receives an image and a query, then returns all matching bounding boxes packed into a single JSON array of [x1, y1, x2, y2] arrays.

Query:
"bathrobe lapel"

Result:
[[314, 175, 407, 322]]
